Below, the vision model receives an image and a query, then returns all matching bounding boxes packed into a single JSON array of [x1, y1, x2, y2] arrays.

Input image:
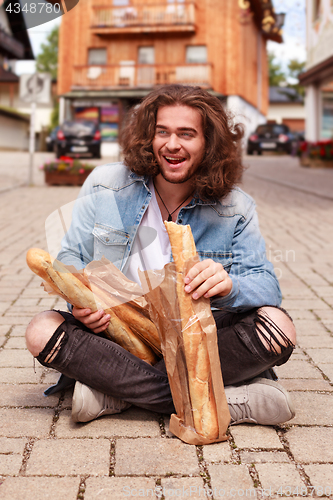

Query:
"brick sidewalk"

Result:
[[0, 156, 332, 499]]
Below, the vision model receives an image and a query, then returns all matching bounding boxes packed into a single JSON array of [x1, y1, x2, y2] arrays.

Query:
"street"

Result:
[[0, 153, 333, 499]]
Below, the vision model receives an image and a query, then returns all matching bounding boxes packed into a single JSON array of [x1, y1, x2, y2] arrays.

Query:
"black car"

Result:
[[54, 120, 101, 159], [247, 124, 293, 155], [45, 126, 60, 152]]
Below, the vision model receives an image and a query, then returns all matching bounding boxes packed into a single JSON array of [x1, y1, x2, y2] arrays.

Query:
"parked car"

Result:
[[247, 124, 294, 155], [54, 120, 101, 159], [45, 126, 59, 152]]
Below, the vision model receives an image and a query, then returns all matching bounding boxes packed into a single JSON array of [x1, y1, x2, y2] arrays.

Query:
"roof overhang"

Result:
[[244, 0, 284, 43], [299, 55, 333, 86], [2, 4, 34, 59]]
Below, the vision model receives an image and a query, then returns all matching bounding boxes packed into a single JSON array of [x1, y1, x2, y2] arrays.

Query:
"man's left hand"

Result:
[[184, 259, 232, 300]]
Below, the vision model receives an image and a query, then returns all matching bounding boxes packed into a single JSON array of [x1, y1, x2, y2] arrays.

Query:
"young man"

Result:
[[26, 84, 296, 426]]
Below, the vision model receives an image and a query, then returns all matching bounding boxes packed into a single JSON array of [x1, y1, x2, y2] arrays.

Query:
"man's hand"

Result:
[[184, 259, 232, 300], [72, 306, 111, 334]]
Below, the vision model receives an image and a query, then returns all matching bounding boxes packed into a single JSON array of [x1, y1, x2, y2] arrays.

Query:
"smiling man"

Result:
[[25, 84, 296, 426]]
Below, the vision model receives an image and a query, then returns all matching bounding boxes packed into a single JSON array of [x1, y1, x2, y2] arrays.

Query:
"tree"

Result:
[[287, 58, 306, 98], [268, 52, 286, 87], [36, 25, 59, 80]]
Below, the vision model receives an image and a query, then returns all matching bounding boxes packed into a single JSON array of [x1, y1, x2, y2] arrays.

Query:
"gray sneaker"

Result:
[[225, 377, 295, 426], [72, 381, 131, 423]]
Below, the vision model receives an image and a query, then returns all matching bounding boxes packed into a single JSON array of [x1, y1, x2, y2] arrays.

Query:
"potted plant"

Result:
[[298, 140, 333, 168], [40, 157, 95, 185]]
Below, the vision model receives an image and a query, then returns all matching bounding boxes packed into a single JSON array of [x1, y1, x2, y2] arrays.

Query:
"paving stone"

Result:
[[10, 325, 27, 336], [274, 360, 322, 379], [0, 366, 43, 383], [42, 368, 62, 385], [0, 349, 35, 367], [320, 363, 333, 382], [85, 477, 157, 500], [0, 408, 53, 437], [0, 316, 33, 325], [0, 437, 26, 475], [202, 441, 232, 463], [256, 463, 304, 493], [306, 348, 333, 364], [240, 450, 290, 464], [286, 428, 333, 462], [114, 438, 199, 476], [293, 319, 329, 336], [279, 378, 333, 392], [0, 384, 59, 407], [312, 286, 333, 298], [281, 299, 331, 311], [287, 310, 316, 320], [0, 477, 80, 500], [208, 464, 254, 498], [230, 425, 283, 449], [13, 298, 40, 307], [0, 325, 11, 335], [56, 408, 161, 438], [312, 310, 333, 321], [26, 438, 110, 476], [289, 392, 333, 425], [297, 335, 333, 349], [303, 464, 333, 491], [161, 477, 208, 499], [4, 337, 27, 349]]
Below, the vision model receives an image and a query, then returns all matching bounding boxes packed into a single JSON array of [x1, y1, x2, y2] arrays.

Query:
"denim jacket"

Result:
[[57, 162, 282, 312]]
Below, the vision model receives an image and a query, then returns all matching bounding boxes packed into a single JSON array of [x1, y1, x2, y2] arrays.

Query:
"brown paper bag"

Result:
[[139, 257, 230, 445]]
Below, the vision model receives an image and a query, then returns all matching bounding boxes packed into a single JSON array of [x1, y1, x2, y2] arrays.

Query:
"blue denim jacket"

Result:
[[58, 162, 282, 312]]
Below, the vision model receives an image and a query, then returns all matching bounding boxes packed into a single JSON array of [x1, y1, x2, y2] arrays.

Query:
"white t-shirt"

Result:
[[125, 180, 171, 284]]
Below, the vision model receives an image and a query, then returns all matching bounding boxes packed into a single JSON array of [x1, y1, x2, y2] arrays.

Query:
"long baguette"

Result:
[[164, 222, 219, 440], [26, 248, 157, 365]]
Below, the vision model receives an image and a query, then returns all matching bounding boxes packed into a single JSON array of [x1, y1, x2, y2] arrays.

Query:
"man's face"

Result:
[[152, 105, 206, 184]]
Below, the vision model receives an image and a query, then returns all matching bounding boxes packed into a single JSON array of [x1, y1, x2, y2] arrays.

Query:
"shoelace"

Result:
[[227, 395, 252, 423]]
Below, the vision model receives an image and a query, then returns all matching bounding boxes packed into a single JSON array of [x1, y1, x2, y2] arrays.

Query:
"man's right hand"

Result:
[[72, 307, 111, 334]]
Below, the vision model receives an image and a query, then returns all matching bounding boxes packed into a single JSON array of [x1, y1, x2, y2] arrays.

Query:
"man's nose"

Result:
[[166, 133, 181, 150]]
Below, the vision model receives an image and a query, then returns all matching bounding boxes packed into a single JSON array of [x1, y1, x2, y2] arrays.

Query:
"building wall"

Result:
[[57, 0, 270, 115], [267, 103, 305, 126], [306, 0, 333, 71]]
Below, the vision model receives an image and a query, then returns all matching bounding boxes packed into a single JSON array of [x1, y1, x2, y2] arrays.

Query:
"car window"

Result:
[[62, 121, 97, 135], [256, 125, 289, 135]]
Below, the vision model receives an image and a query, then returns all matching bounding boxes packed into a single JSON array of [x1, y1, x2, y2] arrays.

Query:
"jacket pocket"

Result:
[[92, 224, 129, 267], [197, 251, 233, 272]]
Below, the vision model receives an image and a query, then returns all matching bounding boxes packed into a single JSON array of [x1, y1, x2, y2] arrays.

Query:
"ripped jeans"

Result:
[[36, 307, 295, 415]]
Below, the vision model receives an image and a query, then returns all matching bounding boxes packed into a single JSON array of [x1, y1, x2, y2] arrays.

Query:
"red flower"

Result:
[[320, 147, 326, 157]]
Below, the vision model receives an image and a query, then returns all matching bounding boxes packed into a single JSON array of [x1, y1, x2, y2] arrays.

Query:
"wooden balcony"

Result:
[[91, 2, 196, 34], [72, 63, 213, 90]]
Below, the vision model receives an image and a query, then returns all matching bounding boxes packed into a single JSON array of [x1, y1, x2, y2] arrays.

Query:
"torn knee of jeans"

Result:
[[43, 331, 66, 364], [255, 309, 295, 355]]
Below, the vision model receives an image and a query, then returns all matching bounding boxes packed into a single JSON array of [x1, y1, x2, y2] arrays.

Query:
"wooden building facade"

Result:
[[57, 0, 284, 143]]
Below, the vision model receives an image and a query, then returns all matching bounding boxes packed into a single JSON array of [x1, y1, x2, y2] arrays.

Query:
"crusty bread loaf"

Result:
[[26, 248, 157, 365], [164, 222, 219, 440]]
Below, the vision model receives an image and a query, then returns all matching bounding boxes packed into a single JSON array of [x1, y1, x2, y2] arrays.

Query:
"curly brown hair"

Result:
[[120, 84, 244, 200]]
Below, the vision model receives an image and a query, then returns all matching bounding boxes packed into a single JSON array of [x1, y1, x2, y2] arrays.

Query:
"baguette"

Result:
[[26, 248, 157, 365], [164, 222, 219, 440]]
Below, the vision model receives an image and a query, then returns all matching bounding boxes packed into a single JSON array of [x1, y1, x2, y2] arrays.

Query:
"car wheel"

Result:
[[257, 150, 262, 156], [247, 149, 253, 155]]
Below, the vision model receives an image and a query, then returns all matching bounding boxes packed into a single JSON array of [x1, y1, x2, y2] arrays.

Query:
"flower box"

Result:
[[41, 157, 95, 186], [298, 140, 333, 168], [45, 170, 92, 186]]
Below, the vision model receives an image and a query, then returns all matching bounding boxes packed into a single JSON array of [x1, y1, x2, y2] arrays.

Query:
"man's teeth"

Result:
[[164, 156, 186, 163]]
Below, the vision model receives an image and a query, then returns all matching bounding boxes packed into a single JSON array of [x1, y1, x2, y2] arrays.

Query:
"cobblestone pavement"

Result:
[[0, 154, 332, 499]]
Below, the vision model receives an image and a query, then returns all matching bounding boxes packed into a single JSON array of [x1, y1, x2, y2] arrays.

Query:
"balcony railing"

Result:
[[72, 63, 213, 89], [0, 28, 25, 59], [91, 2, 195, 33]]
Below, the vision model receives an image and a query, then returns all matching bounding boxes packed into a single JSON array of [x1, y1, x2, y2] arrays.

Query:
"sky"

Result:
[[15, 0, 307, 76]]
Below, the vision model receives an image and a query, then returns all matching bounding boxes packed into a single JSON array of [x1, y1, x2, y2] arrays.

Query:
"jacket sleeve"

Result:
[[56, 174, 96, 269], [210, 201, 282, 312]]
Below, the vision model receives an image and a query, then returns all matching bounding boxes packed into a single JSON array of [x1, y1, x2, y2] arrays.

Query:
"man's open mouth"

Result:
[[164, 156, 186, 165]]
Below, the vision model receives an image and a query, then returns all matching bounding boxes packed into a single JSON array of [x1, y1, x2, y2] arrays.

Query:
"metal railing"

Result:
[[91, 2, 195, 30], [73, 62, 213, 89]]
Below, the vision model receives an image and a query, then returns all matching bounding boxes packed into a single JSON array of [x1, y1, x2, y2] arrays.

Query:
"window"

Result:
[[138, 46, 155, 64], [113, 0, 129, 5], [186, 46, 207, 64], [314, 0, 321, 20], [88, 48, 107, 66]]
